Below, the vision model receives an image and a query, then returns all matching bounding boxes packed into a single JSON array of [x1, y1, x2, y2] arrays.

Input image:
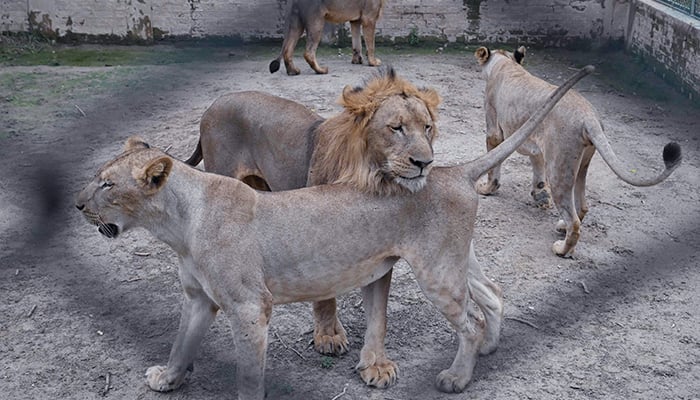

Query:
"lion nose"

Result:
[[76, 203, 85, 211], [409, 157, 433, 169]]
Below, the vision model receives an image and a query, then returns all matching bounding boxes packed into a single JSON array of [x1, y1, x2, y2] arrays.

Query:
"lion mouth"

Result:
[[98, 223, 120, 239], [398, 173, 426, 181]]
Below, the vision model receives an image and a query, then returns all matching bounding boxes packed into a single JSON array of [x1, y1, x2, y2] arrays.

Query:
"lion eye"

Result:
[[100, 181, 114, 190], [425, 125, 432, 133], [391, 125, 404, 135]]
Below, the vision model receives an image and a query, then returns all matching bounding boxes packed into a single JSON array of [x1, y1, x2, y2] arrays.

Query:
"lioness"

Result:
[[269, 0, 385, 75], [474, 46, 682, 257], [76, 68, 591, 398], [186, 68, 439, 363]]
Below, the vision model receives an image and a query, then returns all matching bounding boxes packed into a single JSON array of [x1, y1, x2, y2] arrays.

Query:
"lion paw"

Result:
[[314, 324, 349, 355], [352, 51, 363, 64], [555, 219, 567, 234], [476, 179, 500, 195], [479, 337, 499, 355], [531, 188, 552, 208], [357, 358, 398, 388], [286, 67, 301, 76], [368, 57, 382, 67], [145, 365, 187, 392], [435, 369, 469, 393], [552, 240, 574, 258]]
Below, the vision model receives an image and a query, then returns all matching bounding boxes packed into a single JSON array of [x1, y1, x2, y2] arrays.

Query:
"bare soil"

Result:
[[1, 43, 698, 400]]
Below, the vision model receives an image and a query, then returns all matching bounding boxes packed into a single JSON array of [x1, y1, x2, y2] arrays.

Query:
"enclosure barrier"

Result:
[[654, 0, 700, 18]]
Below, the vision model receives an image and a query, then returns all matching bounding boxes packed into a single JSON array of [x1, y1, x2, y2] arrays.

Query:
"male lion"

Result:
[[474, 46, 682, 258], [269, 0, 385, 75], [186, 68, 439, 364], [76, 68, 591, 398]]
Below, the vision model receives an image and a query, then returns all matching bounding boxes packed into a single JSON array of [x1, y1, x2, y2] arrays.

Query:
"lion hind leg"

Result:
[[361, 19, 381, 66], [302, 17, 328, 74], [574, 146, 595, 221], [466, 241, 503, 355], [477, 121, 504, 195], [225, 298, 272, 399], [356, 268, 398, 388], [280, 14, 303, 75], [350, 20, 363, 64], [433, 299, 481, 393], [312, 299, 349, 355], [529, 153, 552, 209], [411, 258, 481, 393], [550, 173, 581, 258]]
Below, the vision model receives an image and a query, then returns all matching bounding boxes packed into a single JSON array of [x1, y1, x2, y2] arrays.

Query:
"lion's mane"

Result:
[[311, 67, 441, 196]]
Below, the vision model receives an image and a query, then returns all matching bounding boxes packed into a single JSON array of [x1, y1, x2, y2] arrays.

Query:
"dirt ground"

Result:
[[1, 42, 698, 400]]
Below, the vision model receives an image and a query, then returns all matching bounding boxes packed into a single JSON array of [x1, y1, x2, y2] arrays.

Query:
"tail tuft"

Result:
[[269, 59, 280, 74], [662, 142, 682, 169]]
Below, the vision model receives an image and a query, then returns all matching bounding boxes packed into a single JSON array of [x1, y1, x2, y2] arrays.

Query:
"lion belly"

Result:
[[265, 254, 398, 304]]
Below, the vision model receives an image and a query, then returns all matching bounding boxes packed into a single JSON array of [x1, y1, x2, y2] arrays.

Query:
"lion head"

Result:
[[310, 67, 441, 195], [76, 137, 173, 239], [475, 46, 526, 66]]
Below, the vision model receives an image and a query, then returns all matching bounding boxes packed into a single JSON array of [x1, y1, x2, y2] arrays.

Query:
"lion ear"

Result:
[[340, 84, 370, 117], [514, 46, 526, 64], [124, 136, 151, 151], [419, 87, 441, 108], [418, 87, 442, 119], [474, 46, 490, 64], [136, 156, 172, 193]]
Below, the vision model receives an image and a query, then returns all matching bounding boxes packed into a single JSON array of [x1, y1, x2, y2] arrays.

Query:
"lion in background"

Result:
[[269, 0, 385, 75], [76, 67, 589, 398], [474, 46, 682, 257], [185, 67, 440, 374]]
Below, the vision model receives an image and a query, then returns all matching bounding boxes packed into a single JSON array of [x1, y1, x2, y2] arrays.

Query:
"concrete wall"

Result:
[[2, 0, 628, 46], [625, 0, 700, 99], [378, 0, 630, 47], [1, 0, 697, 97]]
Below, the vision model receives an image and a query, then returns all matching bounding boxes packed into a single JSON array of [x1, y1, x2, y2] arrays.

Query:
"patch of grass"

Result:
[[0, 33, 270, 67], [320, 356, 335, 369], [408, 27, 421, 46]]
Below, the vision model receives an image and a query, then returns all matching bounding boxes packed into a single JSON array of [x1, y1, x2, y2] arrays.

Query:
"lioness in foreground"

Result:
[[76, 68, 591, 399], [474, 46, 682, 257], [269, 0, 385, 75], [186, 68, 440, 364]]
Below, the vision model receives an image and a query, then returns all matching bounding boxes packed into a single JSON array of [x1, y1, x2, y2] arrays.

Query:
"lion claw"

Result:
[[357, 359, 398, 388], [314, 333, 349, 355]]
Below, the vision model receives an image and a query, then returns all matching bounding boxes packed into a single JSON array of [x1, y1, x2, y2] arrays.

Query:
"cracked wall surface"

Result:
[[2, 0, 628, 45]]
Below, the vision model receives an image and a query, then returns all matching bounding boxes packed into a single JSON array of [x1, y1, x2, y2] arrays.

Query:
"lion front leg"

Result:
[[312, 299, 349, 355], [226, 298, 272, 400], [303, 17, 328, 74], [356, 268, 398, 388], [145, 284, 218, 392]]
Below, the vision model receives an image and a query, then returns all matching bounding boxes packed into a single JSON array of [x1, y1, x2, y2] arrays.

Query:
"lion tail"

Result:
[[269, 58, 281, 74], [184, 140, 203, 166], [464, 65, 595, 185], [586, 121, 681, 187]]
